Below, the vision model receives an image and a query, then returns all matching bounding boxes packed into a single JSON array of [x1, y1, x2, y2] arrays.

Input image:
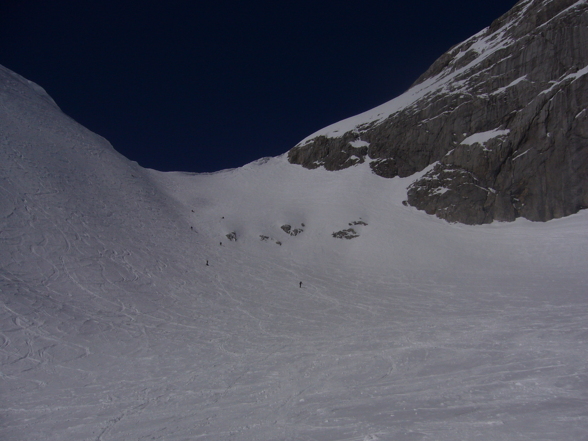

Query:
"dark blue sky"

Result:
[[1, 0, 517, 173]]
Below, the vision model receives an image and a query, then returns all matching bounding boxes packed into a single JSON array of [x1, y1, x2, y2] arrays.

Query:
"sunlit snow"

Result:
[[460, 129, 511, 147]]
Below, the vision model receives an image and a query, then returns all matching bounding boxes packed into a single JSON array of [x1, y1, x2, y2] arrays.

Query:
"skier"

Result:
[[299, 281, 302, 288]]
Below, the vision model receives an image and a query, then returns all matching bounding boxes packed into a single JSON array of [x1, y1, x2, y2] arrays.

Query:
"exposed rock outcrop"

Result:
[[288, 0, 588, 224], [226, 232, 237, 242], [260, 235, 282, 245], [332, 228, 359, 239], [281, 224, 305, 236]]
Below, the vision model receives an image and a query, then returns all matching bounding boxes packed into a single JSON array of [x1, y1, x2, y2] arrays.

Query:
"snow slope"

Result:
[[2, 64, 588, 441]]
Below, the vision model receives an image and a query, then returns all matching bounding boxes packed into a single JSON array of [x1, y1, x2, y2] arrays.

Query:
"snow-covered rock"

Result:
[[289, 0, 588, 224]]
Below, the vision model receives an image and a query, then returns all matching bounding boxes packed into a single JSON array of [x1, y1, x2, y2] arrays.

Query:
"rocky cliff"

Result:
[[288, 0, 588, 224]]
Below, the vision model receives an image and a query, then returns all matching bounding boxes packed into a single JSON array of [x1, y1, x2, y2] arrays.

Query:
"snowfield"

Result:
[[2, 65, 588, 441]]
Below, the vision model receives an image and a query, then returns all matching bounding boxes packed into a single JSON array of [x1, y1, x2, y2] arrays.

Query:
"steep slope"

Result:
[[2, 62, 588, 441], [288, 0, 588, 224]]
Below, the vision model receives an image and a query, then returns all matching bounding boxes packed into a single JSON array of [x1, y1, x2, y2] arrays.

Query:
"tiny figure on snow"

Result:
[[299, 281, 302, 288], [206, 260, 209, 266]]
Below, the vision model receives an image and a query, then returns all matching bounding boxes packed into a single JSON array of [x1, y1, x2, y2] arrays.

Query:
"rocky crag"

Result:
[[288, 0, 588, 224]]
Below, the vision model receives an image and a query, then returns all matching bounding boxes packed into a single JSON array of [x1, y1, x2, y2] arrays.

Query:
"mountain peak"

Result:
[[288, 0, 588, 224]]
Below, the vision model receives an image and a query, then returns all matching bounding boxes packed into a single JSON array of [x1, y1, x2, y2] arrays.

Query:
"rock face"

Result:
[[288, 0, 588, 224]]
